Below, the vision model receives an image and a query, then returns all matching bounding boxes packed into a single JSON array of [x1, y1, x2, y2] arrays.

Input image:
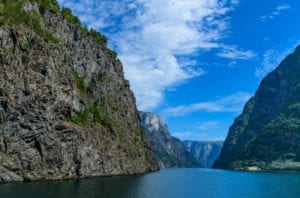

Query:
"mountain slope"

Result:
[[140, 112, 200, 168], [0, 0, 157, 182], [183, 141, 223, 167], [214, 45, 300, 171]]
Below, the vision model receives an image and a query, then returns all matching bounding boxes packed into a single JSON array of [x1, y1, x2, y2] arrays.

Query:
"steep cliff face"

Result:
[[0, 0, 157, 182], [139, 112, 200, 168], [183, 141, 223, 167], [214, 45, 300, 171]]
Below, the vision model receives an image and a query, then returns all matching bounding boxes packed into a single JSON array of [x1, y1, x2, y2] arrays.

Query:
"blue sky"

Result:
[[58, 0, 300, 141]]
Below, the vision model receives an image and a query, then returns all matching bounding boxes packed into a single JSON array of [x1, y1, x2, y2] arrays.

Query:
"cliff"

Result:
[[0, 0, 157, 182], [139, 112, 200, 168], [214, 45, 300, 171], [183, 141, 223, 167]]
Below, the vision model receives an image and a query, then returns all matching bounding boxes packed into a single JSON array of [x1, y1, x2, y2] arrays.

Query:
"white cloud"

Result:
[[58, 0, 241, 110], [256, 44, 298, 78], [260, 4, 290, 22], [162, 92, 252, 117], [173, 131, 203, 141], [172, 131, 223, 141], [217, 45, 256, 60], [255, 50, 282, 78], [197, 121, 220, 130]]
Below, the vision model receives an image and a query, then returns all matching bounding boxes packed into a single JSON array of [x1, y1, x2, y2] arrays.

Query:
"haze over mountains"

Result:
[[140, 112, 223, 168], [183, 141, 223, 168]]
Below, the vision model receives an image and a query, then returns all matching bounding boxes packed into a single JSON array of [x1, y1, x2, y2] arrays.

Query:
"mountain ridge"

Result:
[[0, 0, 158, 182], [183, 140, 223, 167], [214, 45, 300, 171], [140, 111, 201, 168]]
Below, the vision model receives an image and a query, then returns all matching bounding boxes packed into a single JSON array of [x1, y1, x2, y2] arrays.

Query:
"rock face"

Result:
[[183, 141, 223, 167], [140, 112, 200, 168], [214, 45, 300, 171], [0, 0, 158, 182]]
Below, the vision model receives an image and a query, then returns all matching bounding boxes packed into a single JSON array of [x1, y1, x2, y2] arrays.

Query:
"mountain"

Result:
[[214, 45, 300, 171], [139, 112, 200, 168], [183, 141, 223, 167], [0, 0, 158, 182]]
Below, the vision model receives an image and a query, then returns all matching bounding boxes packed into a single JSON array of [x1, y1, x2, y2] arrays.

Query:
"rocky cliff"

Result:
[[0, 0, 158, 182], [183, 141, 223, 167], [214, 45, 300, 171], [139, 112, 200, 168]]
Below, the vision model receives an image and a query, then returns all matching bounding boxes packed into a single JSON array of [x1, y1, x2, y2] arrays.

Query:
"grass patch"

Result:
[[70, 103, 119, 129], [0, 47, 13, 64], [0, 0, 110, 48], [88, 29, 108, 46], [0, 0, 60, 43], [70, 67, 92, 94], [33, 0, 60, 13], [122, 144, 135, 158], [65, 54, 90, 94], [71, 67, 87, 93], [61, 7, 80, 25]]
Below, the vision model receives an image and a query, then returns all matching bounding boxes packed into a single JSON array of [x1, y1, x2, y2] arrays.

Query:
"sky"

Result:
[[58, 0, 300, 141]]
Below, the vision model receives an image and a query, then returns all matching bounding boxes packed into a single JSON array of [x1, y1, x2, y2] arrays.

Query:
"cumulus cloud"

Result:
[[162, 92, 252, 117], [260, 4, 291, 22], [59, 0, 242, 110]]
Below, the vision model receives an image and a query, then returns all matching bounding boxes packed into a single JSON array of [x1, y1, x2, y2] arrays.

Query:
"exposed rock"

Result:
[[214, 45, 300, 171], [0, 0, 158, 182], [183, 141, 223, 167], [140, 112, 200, 168]]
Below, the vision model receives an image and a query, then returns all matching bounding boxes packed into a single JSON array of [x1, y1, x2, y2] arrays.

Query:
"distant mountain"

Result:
[[214, 45, 300, 171], [183, 141, 223, 167], [140, 112, 201, 168]]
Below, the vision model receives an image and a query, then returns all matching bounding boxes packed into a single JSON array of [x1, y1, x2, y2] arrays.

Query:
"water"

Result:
[[1, 168, 300, 198]]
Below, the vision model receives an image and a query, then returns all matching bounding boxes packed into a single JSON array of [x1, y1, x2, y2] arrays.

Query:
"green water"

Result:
[[0, 168, 300, 198]]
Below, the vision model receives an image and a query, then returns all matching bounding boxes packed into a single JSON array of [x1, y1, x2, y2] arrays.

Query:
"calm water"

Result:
[[0, 168, 300, 198]]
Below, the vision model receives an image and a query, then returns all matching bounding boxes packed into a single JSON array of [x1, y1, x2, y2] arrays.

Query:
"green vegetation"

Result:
[[0, 0, 143, 166], [63, 53, 72, 64], [61, 7, 81, 25], [33, 0, 60, 13], [81, 26, 108, 47], [122, 144, 135, 158], [0, 0, 127, 138], [231, 159, 300, 171], [70, 67, 90, 93], [214, 46, 300, 170], [70, 103, 118, 129], [268, 159, 300, 170], [0, 0, 60, 43], [108, 48, 117, 59], [0, 0, 108, 46], [21, 43, 30, 51], [64, 53, 91, 94], [88, 29, 107, 46], [230, 160, 266, 170], [22, 54, 30, 64], [0, 47, 12, 64], [33, 0, 80, 25]]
